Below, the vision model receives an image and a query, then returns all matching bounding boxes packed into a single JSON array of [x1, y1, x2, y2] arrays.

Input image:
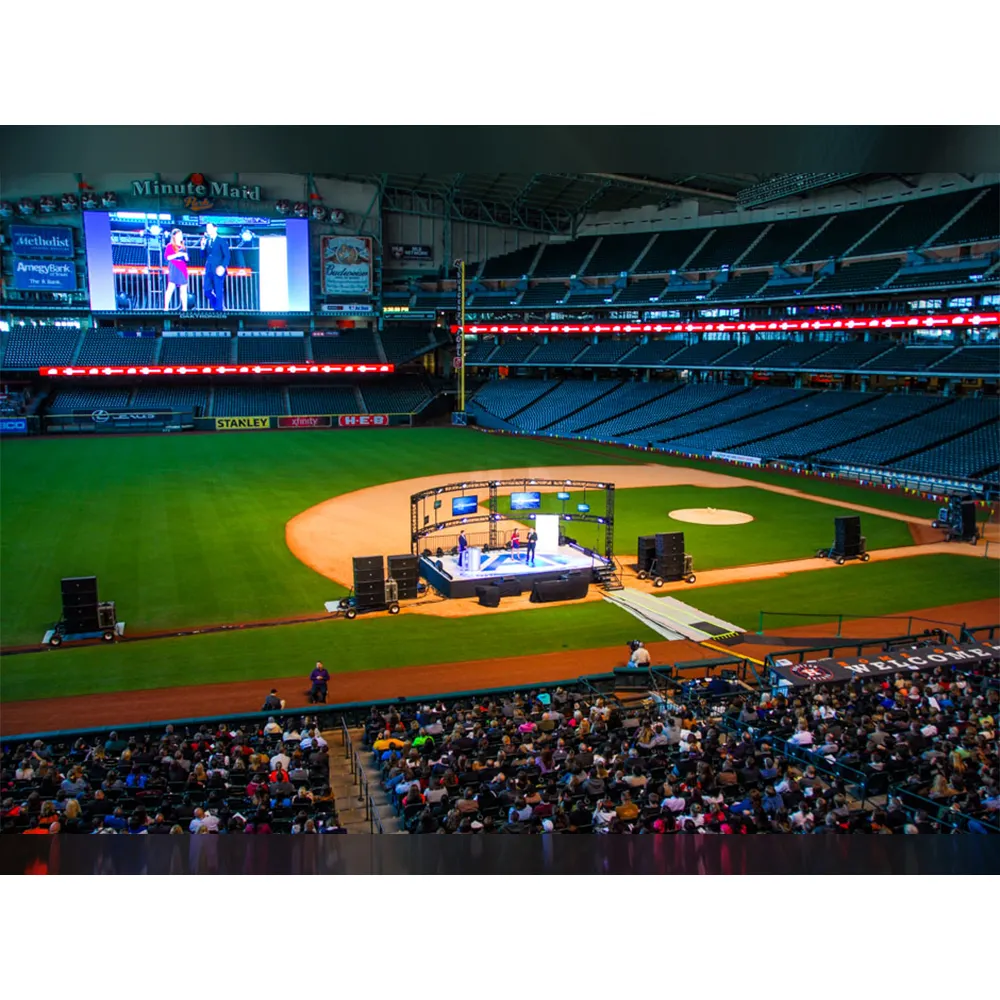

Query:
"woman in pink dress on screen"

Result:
[[163, 229, 189, 311]]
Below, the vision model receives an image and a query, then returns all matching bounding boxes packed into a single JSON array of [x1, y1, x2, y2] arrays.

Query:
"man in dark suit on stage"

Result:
[[458, 530, 469, 570], [200, 222, 231, 311], [526, 529, 538, 566]]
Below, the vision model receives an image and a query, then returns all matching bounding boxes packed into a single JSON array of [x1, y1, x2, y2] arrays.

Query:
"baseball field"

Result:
[[1, 426, 996, 734]]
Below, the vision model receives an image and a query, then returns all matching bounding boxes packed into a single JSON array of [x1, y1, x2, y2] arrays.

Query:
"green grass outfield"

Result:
[[0, 427, 955, 648], [498, 486, 914, 570], [1, 554, 994, 704]]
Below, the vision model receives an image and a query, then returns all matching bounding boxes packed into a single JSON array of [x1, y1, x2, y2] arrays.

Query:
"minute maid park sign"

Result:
[[130, 173, 262, 212]]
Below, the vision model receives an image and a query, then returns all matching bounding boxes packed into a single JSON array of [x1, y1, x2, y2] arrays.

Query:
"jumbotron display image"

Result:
[[83, 211, 311, 313]]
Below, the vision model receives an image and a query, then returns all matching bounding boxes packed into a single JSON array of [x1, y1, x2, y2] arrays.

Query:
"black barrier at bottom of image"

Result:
[[2, 834, 998, 876]]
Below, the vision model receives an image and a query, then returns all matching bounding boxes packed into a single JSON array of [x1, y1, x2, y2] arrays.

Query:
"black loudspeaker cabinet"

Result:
[[834, 516, 861, 544], [637, 536, 658, 572], [476, 586, 501, 608], [396, 584, 419, 601], [530, 575, 590, 603], [352, 556, 384, 573], [64, 609, 101, 632], [656, 555, 685, 575], [497, 577, 523, 597], [387, 554, 419, 571], [961, 501, 977, 537], [353, 568, 384, 585], [61, 576, 99, 607], [655, 532, 685, 556]]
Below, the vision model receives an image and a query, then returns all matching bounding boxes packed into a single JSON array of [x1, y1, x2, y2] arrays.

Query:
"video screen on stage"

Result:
[[83, 211, 311, 313], [509, 491, 542, 511], [452, 495, 478, 516]]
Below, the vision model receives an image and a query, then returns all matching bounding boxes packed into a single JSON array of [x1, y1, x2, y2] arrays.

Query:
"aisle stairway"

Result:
[[331, 726, 399, 833]]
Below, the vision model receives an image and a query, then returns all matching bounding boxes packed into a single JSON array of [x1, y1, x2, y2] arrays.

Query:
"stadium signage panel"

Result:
[[215, 417, 270, 430], [321, 236, 373, 296], [0, 418, 28, 434], [338, 414, 389, 427], [771, 640, 1000, 688], [277, 416, 332, 429], [389, 244, 433, 262], [80, 410, 161, 423], [451, 312, 1000, 335], [12, 258, 77, 291], [10, 225, 75, 257], [130, 173, 261, 212], [39, 364, 394, 377]]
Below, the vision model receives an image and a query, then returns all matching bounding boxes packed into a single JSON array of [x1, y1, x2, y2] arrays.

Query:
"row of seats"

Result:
[[469, 378, 996, 480], [1, 329, 436, 369], [464, 187, 998, 279], [464, 337, 999, 375], [889, 422, 1000, 480], [42, 380, 428, 418]]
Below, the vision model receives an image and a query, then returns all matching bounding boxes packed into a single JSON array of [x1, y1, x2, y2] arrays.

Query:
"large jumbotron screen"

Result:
[[83, 211, 311, 313]]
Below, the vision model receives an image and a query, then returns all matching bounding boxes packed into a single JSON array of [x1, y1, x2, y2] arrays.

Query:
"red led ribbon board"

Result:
[[450, 312, 1000, 335], [39, 364, 395, 377]]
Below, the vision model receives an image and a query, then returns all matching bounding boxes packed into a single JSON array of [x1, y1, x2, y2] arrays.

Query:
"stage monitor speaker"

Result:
[[655, 532, 685, 556], [961, 501, 976, 537], [353, 555, 384, 574], [388, 554, 419, 571], [497, 577, 523, 597], [530, 576, 589, 603], [476, 586, 501, 608]]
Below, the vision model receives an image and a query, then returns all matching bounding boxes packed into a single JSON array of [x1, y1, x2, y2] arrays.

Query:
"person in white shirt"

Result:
[[592, 800, 616, 833], [790, 803, 814, 829], [199, 810, 220, 833], [270, 750, 291, 771], [282, 726, 301, 744], [788, 724, 814, 747], [661, 786, 687, 813]]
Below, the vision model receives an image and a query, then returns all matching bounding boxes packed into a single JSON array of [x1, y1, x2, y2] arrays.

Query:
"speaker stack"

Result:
[[637, 535, 657, 573], [387, 554, 420, 601], [834, 516, 862, 557], [655, 531, 685, 576], [352, 555, 386, 609], [61, 576, 101, 633], [960, 501, 977, 539]]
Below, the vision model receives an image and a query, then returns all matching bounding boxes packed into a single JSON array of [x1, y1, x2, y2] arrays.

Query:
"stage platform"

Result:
[[419, 545, 607, 599]]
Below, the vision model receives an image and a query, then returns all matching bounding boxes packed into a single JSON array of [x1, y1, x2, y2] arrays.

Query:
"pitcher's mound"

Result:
[[669, 507, 755, 526]]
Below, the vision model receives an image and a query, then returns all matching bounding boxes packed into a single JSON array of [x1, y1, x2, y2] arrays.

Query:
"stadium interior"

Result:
[[1, 166, 998, 844]]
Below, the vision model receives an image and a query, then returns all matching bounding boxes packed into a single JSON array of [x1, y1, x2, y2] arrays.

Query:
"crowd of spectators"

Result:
[[364, 653, 999, 835], [1, 715, 346, 835]]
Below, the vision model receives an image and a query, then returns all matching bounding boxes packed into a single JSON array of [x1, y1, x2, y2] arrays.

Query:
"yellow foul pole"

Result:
[[459, 260, 467, 412]]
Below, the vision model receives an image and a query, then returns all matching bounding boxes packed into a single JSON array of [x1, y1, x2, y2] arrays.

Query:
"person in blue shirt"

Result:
[[308, 662, 330, 704]]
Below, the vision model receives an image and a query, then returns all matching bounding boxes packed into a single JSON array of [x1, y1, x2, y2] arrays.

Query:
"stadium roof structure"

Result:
[[333, 171, 867, 235]]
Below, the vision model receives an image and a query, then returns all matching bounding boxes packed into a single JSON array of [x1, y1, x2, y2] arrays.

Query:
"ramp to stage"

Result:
[[604, 588, 744, 643]]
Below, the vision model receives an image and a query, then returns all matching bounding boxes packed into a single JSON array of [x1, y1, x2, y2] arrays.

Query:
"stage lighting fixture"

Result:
[[241, 229, 253, 243], [148, 224, 162, 236]]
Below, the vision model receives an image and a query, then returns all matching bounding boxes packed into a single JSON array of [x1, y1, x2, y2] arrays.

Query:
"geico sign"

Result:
[[0, 418, 28, 433]]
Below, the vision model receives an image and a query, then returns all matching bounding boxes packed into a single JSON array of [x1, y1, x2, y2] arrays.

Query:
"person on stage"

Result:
[[163, 229, 189, 311], [526, 528, 538, 566], [510, 528, 521, 560], [200, 221, 230, 311], [458, 530, 469, 570]]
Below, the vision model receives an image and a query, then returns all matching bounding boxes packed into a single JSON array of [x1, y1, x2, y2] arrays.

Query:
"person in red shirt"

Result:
[[163, 229, 189, 312]]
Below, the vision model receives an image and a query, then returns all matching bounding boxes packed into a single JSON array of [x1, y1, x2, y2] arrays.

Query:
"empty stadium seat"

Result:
[[633, 229, 707, 274], [379, 324, 435, 363], [359, 379, 431, 414], [549, 381, 679, 435], [889, 421, 1000, 479], [2, 326, 81, 368], [584, 233, 654, 276], [572, 340, 640, 366], [615, 340, 687, 366], [523, 339, 587, 366], [615, 279, 668, 304], [160, 336, 233, 365], [850, 190, 978, 256], [708, 271, 769, 300], [928, 346, 1000, 376], [489, 339, 540, 365], [518, 284, 569, 307], [311, 331, 381, 363], [212, 385, 287, 417], [861, 346, 954, 373], [508, 380, 618, 432], [788, 205, 894, 263], [930, 185, 1000, 246], [129, 386, 209, 415], [806, 259, 900, 295], [532, 238, 597, 278], [236, 337, 308, 364], [686, 223, 768, 271], [75, 332, 158, 366], [469, 379, 558, 419], [481, 244, 542, 280], [46, 389, 134, 413], [739, 217, 827, 267], [287, 386, 361, 414]]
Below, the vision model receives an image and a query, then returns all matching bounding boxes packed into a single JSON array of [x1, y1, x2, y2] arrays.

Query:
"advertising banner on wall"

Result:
[[215, 416, 271, 430], [10, 225, 75, 257], [388, 244, 433, 262], [321, 236, 372, 296], [0, 418, 28, 435], [338, 414, 389, 427], [277, 416, 332, 429], [12, 258, 78, 291]]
